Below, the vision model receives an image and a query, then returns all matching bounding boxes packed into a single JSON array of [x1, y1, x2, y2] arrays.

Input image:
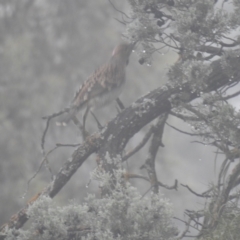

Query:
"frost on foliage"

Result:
[[5, 170, 177, 240], [220, 50, 240, 80], [124, 18, 156, 65], [84, 180, 177, 240], [230, 0, 240, 27], [168, 49, 240, 93], [124, 0, 238, 68], [124, 0, 235, 65], [174, 99, 240, 147], [90, 156, 124, 190], [200, 204, 240, 240], [168, 59, 211, 91], [5, 196, 69, 240], [125, 0, 174, 65], [172, 1, 231, 52]]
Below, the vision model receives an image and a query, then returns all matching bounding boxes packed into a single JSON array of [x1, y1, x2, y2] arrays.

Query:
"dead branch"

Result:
[[1, 53, 240, 236], [170, 110, 200, 121], [141, 114, 168, 193], [166, 122, 212, 138], [199, 162, 240, 235], [158, 179, 178, 190], [41, 109, 69, 153], [0, 85, 172, 235], [181, 184, 211, 198], [123, 126, 154, 161], [176, 217, 192, 239], [124, 173, 150, 182]]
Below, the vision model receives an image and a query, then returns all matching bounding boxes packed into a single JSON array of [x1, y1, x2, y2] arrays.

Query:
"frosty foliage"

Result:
[[125, 0, 238, 74], [181, 101, 240, 148], [168, 60, 211, 90], [200, 203, 240, 240], [231, 0, 240, 27], [168, 50, 240, 148], [5, 169, 177, 240], [220, 50, 240, 79], [125, 0, 171, 65], [172, 1, 231, 50], [4, 0, 240, 239]]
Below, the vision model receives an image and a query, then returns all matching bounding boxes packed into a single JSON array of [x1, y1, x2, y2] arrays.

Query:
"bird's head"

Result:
[[111, 42, 136, 65]]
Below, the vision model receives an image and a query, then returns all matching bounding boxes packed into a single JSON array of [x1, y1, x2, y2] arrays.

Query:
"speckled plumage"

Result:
[[59, 42, 135, 125]]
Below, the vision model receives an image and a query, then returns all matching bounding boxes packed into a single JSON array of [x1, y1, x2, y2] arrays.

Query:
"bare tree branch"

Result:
[[141, 114, 168, 193], [1, 53, 240, 236], [0, 85, 172, 234], [181, 184, 211, 198], [123, 126, 154, 161]]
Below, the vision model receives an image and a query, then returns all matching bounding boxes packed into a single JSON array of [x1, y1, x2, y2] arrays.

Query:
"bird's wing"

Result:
[[71, 63, 121, 109]]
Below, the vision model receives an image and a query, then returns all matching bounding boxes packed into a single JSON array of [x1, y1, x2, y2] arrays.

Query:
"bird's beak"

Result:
[[130, 41, 137, 50], [127, 41, 137, 56]]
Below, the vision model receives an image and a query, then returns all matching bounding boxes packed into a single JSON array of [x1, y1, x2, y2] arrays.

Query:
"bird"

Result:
[[57, 42, 136, 127]]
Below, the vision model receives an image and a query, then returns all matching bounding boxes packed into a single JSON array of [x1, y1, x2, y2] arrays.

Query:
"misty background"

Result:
[[0, 0, 222, 233]]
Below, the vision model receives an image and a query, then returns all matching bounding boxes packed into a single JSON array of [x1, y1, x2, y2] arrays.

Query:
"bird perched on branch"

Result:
[[57, 42, 136, 126]]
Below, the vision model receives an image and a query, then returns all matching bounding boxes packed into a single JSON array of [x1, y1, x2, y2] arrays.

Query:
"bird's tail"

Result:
[[56, 107, 78, 126]]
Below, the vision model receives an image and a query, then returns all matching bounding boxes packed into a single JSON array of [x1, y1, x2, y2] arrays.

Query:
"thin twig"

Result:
[[221, 89, 240, 101], [181, 184, 211, 198], [142, 114, 168, 193], [90, 111, 103, 130], [56, 143, 81, 147], [158, 179, 178, 190], [182, 103, 208, 123], [123, 126, 154, 161], [218, 158, 229, 190], [116, 97, 125, 110], [176, 217, 192, 239], [173, 217, 200, 231], [125, 173, 150, 182], [41, 108, 69, 153], [166, 122, 211, 137], [108, 0, 133, 23], [23, 146, 58, 199], [140, 186, 152, 199], [41, 117, 51, 154], [170, 110, 200, 121]]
